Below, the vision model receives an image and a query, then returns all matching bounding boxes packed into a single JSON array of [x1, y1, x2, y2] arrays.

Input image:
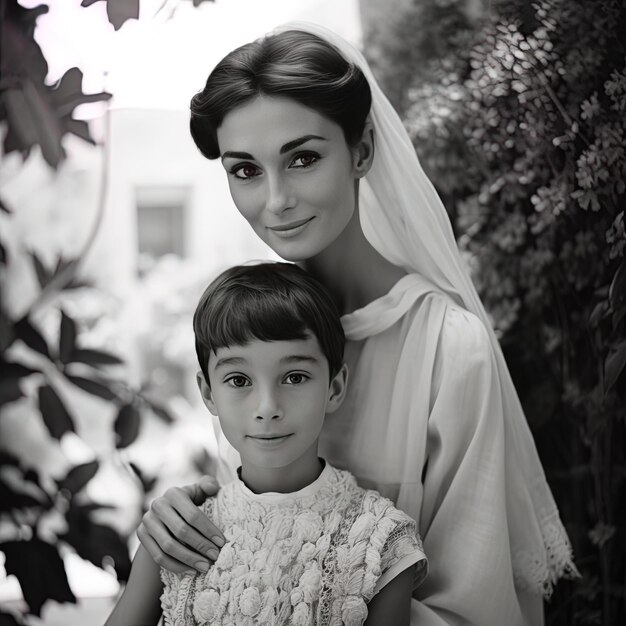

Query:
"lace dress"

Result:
[[160, 462, 427, 626]]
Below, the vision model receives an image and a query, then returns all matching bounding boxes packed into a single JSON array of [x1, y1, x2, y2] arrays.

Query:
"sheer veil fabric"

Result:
[[273, 22, 578, 598]]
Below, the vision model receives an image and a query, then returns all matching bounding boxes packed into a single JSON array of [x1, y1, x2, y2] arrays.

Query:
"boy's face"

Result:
[[198, 334, 347, 473]]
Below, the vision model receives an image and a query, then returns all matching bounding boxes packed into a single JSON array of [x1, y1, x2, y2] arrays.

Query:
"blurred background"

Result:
[[0, 0, 624, 624]]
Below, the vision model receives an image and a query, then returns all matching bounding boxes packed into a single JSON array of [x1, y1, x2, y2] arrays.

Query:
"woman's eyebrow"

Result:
[[221, 150, 254, 161], [280, 135, 326, 154]]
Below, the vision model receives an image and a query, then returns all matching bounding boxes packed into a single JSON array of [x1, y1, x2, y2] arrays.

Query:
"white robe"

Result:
[[214, 273, 545, 625]]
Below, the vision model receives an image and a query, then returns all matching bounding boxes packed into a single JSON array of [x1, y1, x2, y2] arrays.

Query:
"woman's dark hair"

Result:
[[193, 262, 345, 386], [189, 30, 372, 159]]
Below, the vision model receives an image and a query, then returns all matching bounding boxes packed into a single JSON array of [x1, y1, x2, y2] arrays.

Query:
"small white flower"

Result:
[[299, 565, 322, 602], [239, 586, 261, 616], [298, 541, 317, 563], [291, 601, 310, 626], [342, 594, 368, 625], [293, 511, 323, 543], [193, 588, 219, 622]]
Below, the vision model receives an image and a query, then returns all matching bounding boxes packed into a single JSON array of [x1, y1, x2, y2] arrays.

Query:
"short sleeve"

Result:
[[375, 513, 428, 595], [357, 492, 428, 602]]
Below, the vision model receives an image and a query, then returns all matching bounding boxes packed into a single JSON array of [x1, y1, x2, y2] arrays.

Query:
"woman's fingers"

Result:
[[140, 505, 215, 571], [159, 486, 225, 549], [136, 484, 226, 573], [136, 523, 191, 575]]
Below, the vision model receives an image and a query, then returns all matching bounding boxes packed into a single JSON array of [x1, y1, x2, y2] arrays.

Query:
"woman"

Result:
[[137, 23, 577, 625]]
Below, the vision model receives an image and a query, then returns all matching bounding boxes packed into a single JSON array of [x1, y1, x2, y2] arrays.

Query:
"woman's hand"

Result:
[[137, 476, 224, 574]]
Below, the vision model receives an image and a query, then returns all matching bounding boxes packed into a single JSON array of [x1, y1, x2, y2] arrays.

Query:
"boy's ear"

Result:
[[352, 120, 375, 179], [326, 363, 349, 414], [196, 371, 218, 416]]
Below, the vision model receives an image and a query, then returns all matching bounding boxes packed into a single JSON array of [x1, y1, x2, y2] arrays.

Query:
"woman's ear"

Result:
[[352, 120, 375, 179], [326, 363, 349, 414], [196, 371, 218, 416]]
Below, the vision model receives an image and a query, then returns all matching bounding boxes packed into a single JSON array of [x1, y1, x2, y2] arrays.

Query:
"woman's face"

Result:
[[217, 96, 364, 261]]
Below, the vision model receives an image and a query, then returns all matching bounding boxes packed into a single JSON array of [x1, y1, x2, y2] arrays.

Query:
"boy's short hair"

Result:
[[193, 262, 345, 385]]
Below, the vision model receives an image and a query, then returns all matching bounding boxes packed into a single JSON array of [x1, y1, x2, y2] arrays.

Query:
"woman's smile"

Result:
[[268, 216, 315, 238]]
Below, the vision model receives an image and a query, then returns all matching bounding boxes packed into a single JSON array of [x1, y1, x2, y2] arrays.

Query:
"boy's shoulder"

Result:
[[331, 466, 416, 529]]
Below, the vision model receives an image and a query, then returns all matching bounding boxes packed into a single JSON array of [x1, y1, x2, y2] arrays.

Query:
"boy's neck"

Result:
[[240, 446, 324, 494]]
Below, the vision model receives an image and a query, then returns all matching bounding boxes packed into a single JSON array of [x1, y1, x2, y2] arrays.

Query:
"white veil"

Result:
[[273, 21, 578, 596]]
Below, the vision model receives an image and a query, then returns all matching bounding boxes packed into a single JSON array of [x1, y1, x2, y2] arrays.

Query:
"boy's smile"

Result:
[[198, 334, 347, 494]]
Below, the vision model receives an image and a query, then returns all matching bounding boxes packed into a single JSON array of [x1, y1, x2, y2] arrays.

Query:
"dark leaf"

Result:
[[62, 504, 131, 580], [588, 300, 609, 328], [1, 359, 41, 379], [0, 607, 26, 626], [0, 539, 76, 616], [0, 198, 11, 214], [0, 241, 7, 265], [52, 257, 79, 284], [192, 0, 216, 5], [48, 68, 112, 116], [59, 311, 77, 364], [29, 251, 50, 289], [114, 403, 140, 448], [14, 317, 51, 359], [0, 358, 39, 406], [2, 89, 39, 154], [38, 384, 75, 439], [65, 374, 117, 401], [57, 460, 99, 496], [143, 396, 174, 423], [605, 340, 626, 393], [129, 462, 157, 494], [0, 310, 16, 351], [81, 0, 139, 30], [63, 117, 95, 144], [609, 261, 626, 311], [0, 379, 24, 406], [73, 348, 124, 367], [0, 472, 42, 512], [22, 79, 65, 168]]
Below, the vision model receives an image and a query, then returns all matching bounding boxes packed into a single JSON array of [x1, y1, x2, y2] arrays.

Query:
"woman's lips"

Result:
[[268, 217, 314, 238]]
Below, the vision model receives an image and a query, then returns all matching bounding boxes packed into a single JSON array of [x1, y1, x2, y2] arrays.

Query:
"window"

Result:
[[135, 186, 188, 276]]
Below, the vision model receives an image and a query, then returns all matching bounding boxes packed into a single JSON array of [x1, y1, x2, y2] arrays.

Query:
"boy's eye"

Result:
[[232, 164, 261, 180], [226, 375, 250, 388], [284, 373, 308, 385]]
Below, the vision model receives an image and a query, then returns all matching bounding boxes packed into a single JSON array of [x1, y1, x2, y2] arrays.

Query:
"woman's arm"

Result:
[[365, 566, 414, 626], [104, 545, 163, 626], [137, 476, 224, 573]]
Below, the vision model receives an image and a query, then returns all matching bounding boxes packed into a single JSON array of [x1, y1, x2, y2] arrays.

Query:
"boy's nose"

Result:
[[254, 389, 283, 420]]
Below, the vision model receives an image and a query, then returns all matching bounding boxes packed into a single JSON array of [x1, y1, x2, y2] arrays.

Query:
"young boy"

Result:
[[105, 262, 426, 626]]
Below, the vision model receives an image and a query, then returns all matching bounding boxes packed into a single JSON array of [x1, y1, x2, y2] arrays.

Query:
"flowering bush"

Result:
[[369, 0, 626, 623]]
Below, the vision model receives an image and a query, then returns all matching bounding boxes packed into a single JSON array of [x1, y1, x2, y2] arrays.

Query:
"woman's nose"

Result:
[[265, 174, 294, 215], [254, 388, 283, 420]]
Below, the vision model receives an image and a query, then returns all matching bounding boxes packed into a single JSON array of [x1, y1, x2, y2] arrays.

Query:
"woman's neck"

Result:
[[302, 207, 406, 315]]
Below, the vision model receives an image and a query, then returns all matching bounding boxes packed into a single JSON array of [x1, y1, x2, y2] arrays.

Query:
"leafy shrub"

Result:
[[368, 0, 626, 623]]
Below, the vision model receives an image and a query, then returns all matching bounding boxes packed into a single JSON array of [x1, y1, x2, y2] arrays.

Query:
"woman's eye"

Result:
[[290, 153, 319, 168], [285, 373, 307, 385], [227, 376, 249, 388], [232, 164, 260, 180]]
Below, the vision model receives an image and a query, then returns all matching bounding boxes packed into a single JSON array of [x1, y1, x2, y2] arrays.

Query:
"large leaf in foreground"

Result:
[[0, 539, 75, 616]]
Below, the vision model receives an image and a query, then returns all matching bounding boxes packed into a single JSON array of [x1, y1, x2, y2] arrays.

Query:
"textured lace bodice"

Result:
[[160, 463, 426, 625]]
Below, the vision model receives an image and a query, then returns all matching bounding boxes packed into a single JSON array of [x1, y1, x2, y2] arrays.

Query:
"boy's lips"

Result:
[[248, 433, 293, 440]]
